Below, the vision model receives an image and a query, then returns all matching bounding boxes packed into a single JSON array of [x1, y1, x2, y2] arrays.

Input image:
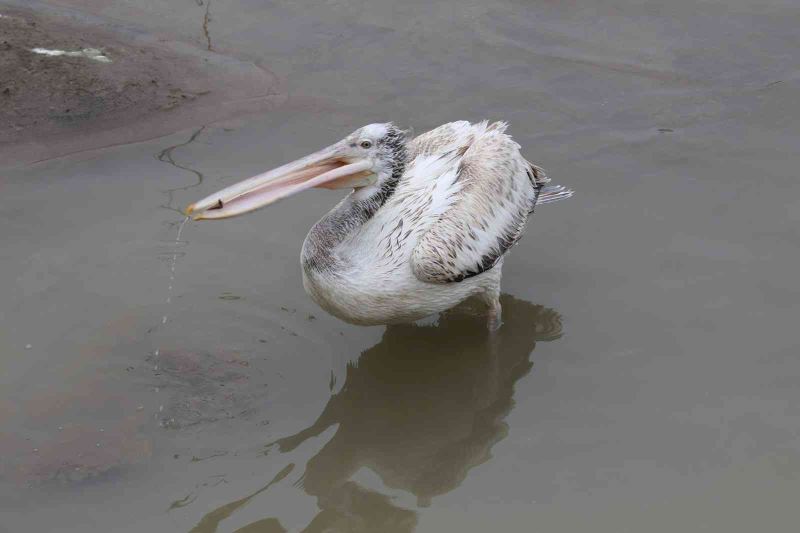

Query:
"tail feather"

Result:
[[526, 160, 573, 208], [526, 161, 551, 187], [536, 184, 574, 205]]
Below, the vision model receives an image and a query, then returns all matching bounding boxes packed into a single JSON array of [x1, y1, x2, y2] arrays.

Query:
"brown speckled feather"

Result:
[[410, 121, 542, 283]]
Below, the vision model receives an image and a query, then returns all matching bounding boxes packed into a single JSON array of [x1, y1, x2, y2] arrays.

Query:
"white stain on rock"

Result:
[[30, 47, 112, 63]]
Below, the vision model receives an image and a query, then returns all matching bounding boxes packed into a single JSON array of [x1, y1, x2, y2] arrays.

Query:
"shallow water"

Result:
[[2, 0, 800, 531]]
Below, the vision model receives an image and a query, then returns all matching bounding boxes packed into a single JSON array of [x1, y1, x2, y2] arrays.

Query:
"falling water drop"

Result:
[[151, 216, 189, 417]]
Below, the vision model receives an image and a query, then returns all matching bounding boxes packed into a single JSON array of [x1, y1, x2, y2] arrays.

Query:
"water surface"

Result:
[[2, 0, 800, 531]]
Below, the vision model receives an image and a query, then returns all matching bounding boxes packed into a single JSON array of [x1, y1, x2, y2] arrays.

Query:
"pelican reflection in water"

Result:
[[189, 296, 562, 532]]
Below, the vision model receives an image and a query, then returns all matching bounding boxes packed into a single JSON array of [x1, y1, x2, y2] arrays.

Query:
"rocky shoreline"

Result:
[[0, 2, 285, 168]]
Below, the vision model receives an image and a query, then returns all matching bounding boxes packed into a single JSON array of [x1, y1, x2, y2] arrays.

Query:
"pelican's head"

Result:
[[186, 123, 408, 220]]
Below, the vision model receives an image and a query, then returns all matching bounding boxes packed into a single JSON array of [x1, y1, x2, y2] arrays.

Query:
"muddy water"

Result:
[[2, 0, 800, 531]]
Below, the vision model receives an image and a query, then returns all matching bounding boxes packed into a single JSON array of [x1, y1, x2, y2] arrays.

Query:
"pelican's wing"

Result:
[[407, 120, 473, 159], [410, 121, 546, 283]]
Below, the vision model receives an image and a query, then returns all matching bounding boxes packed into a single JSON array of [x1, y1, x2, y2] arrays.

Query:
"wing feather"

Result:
[[410, 122, 541, 284]]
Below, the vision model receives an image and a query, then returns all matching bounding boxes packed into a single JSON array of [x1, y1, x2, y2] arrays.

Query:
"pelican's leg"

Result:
[[412, 314, 441, 328], [488, 299, 502, 331], [482, 286, 502, 332]]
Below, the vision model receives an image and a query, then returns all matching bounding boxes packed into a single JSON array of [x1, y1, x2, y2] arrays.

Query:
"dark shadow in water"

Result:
[[192, 295, 562, 533]]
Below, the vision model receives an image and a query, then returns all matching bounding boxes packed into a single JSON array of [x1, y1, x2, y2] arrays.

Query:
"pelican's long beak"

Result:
[[185, 143, 374, 220]]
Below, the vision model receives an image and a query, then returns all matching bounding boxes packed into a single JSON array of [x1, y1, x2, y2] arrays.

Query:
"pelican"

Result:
[[186, 121, 572, 329]]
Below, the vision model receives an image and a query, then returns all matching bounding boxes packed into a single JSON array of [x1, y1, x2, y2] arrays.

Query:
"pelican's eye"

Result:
[[360, 140, 373, 149]]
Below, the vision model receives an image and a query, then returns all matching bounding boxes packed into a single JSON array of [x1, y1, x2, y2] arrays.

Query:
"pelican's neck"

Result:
[[303, 129, 408, 275], [302, 152, 405, 275]]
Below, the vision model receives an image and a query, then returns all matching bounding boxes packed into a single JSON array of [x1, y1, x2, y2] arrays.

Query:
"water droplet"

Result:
[[153, 216, 189, 390]]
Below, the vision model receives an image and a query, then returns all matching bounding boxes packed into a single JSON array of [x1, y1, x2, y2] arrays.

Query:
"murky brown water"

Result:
[[2, 0, 800, 531]]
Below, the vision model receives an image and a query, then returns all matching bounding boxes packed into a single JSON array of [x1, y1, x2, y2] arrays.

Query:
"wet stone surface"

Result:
[[0, 374, 152, 486], [0, 2, 283, 167], [151, 348, 263, 430], [0, 8, 204, 146]]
